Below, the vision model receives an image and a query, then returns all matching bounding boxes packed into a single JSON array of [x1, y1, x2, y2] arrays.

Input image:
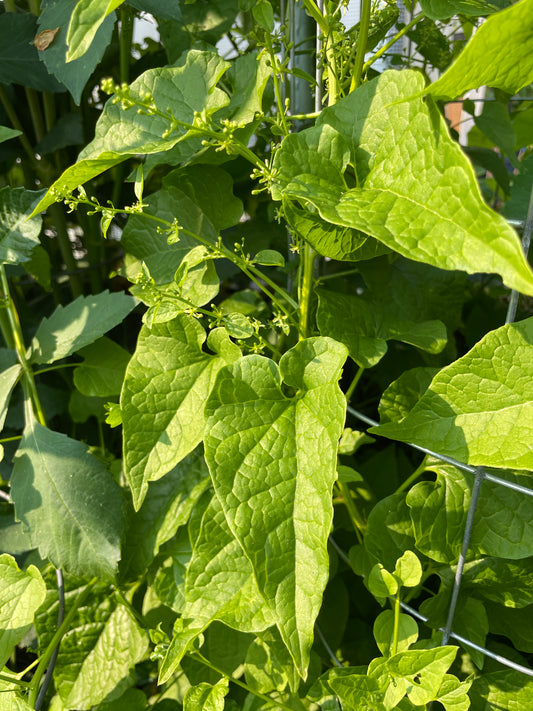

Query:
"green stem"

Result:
[[28, 581, 96, 707], [395, 455, 429, 494], [337, 481, 365, 541], [0, 672, 31, 688], [0, 266, 46, 426], [0, 435, 22, 444], [351, 0, 372, 91], [298, 242, 316, 339], [391, 591, 401, 656], [191, 652, 297, 711], [24, 88, 45, 143], [0, 86, 42, 176], [345, 365, 364, 402], [263, 35, 289, 135], [362, 14, 425, 74]]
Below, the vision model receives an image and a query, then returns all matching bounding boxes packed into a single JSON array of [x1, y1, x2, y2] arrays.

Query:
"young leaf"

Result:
[[66, 0, 123, 62], [435, 674, 472, 711], [0, 126, 22, 144], [427, 0, 533, 99], [373, 610, 418, 657], [394, 550, 423, 588], [277, 71, 533, 295], [121, 317, 241, 510], [367, 563, 398, 599], [11, 419, 124, 580], [0, 187, 45, 265], [204, 338, 348, 674], [0, 555, 46, 669], [183, 678, 229, 711], [38, 0, 115, 104], [372, 317, 533, 471], [30, 50, 231, 215], [30, 290, 135, 365]]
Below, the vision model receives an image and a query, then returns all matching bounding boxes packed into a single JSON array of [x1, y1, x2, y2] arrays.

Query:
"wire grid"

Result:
[[346, 190, 533, 679]]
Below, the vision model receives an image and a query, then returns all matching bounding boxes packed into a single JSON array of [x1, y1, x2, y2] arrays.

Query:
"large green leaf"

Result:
[[121, 317, 241, 510], [0, 14, 64, 92], [469, 670, 533, 709], [30, 50, 231, 216], [386, 647, 458, 706], [36, 586, 148, 710], [30, 290, 135, 365], [407, 464, 533, 561], [328, 675, 386, 710], [0, 188, 45, 265], [0, 681, 34, 711], [0, 554, 46, 669], [10, 420, 124, 580], [66, 0, 123, 62], [225, 51, 271, 126], [120, 448, 210, 581], [317, 288, 446, 368], [204, 338, 348, 674], [38, 0, 116, 104], [442, 557, 533, 608], [427, 0, 533, 98], [372, 317, 533, 471], [274, 71, 533, 296]]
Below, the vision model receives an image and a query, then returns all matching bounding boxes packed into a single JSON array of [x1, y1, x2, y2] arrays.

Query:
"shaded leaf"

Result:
[[420, 0, 508, 19], [30, 290, 135, 365], [0, 126, 22, 144], [11, 420, 124, 580], [73, 337, 131, 397]]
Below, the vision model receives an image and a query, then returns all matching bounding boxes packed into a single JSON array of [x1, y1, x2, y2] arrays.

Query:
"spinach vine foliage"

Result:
[[1, 0, 533, 709]]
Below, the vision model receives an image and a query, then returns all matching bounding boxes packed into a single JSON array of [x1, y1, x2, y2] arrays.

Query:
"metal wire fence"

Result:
[[345, 194, 533, 680]]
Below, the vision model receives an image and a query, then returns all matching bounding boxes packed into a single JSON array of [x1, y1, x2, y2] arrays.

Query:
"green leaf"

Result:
[[328, 675, 386, 711], [38, 0, 116, 104], [277, 71, 533, 295], [252, 0, 274, 31], [254, 250, 285, 267], [317, 288, 446, 368], [162, 165, 243, 233], [226, 51, 271, 126], [121, 186, 218, 285], [204, 338, 348, 674], [37, 587, 148, 709], [445, 557, 533, 608], [372, 317, 533, 471], [474, 101, 517, 164], [121, 317, 241, 510], [0, 681, 34, 711], [11, 420, 124, 580], [485, 602, 533, 653], [31, 50, 231, 216], [0, 14, 64, 92], [420, 0, 508, 19], [374, 610, 418, 656], [66, 0, 122, 62], [245, 628, 300, 694], [469, 670, 533, 709], [183, 679, 229, 711], [0, 126, 21, 144], [378, 367, 439, 425], [23, 244, 51, 290], [426, 0, 533, 98], [73, 337, 130, 397], [435, 675, 473, 711], [367, 563, 398, 598], [0, 364, 22, 432], [183, 494, 275, 632], [93, 688, 148, 711], [363, 492, 417, 572], [407, 464, 533, 561], [30, 290, 135, 365], [394, 550, 423, 588], [0, 554, 46, 669], [120, 448, 210, 581], [0, 187, 45, 265], [387, 647, 458, 706]]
